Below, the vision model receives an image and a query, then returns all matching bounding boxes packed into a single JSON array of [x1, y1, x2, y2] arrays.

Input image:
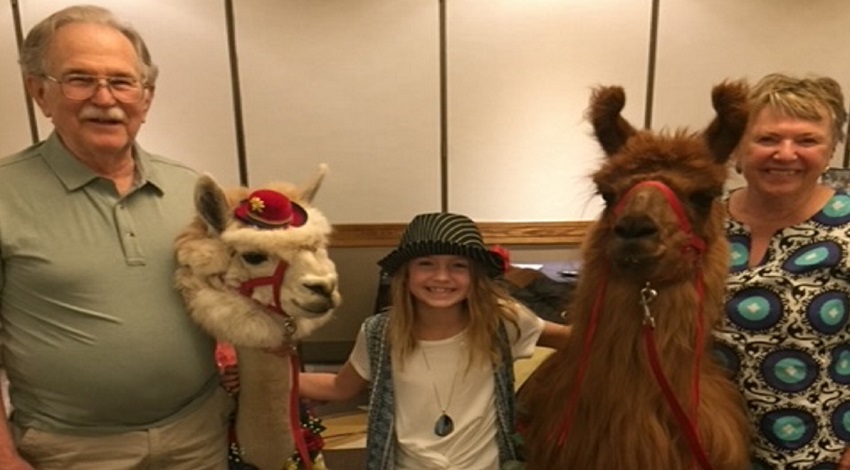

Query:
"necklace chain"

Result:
[[420, 346, 459, 414]]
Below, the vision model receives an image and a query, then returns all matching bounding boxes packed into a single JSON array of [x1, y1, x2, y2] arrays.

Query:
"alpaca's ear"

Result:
[[300, 163, 328, 204], [703, 80, 749, 165], [194, 174, 232, 234], [588, 86, 637, 156]]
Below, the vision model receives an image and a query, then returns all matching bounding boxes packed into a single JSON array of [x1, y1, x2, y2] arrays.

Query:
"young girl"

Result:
[[299, 212, 569, 469]]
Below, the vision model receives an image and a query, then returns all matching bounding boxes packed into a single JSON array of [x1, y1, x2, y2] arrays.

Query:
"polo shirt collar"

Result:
[[42, 131, 165, 193]]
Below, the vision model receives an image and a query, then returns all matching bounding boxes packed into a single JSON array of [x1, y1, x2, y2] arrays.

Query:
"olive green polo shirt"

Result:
[[0, 133, 218, 433]]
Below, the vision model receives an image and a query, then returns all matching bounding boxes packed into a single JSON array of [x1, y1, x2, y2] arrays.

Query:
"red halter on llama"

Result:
[[517, 83, 751, 469], [174, 165, 340, 470]]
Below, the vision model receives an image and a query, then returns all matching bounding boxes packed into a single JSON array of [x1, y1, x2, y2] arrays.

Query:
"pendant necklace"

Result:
[[420, 345, 459, 438]]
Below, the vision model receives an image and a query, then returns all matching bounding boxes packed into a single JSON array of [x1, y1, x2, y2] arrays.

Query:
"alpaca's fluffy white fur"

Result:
[[174, 166, 339, 470], [175, 171, 339, 347]]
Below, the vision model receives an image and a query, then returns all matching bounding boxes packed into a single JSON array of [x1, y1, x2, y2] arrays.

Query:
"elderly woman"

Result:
[[713, 73, 850, 469]]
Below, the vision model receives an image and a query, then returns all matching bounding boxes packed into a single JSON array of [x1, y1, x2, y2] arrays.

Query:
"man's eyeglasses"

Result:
[[43, 74, 147, 103]]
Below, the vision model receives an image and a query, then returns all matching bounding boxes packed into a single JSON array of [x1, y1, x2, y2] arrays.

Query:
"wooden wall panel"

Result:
[[235, 0, 442, 223], [446, 0, 653, 222]]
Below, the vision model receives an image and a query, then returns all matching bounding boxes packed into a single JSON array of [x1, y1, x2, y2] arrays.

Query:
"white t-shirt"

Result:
[[349, 301, 544, 469]]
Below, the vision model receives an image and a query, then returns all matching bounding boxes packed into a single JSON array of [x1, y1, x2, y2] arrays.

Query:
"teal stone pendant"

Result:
[[434, 413, 454, 437]]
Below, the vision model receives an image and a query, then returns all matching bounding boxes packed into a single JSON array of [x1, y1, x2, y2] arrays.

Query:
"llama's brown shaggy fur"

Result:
[[518, 83, 751, 469]]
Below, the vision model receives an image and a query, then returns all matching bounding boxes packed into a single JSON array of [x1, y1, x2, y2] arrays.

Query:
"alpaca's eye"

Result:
[[241, 252, 268, 265]]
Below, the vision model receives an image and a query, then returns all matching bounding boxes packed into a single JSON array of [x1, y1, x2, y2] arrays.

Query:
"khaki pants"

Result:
[[13, 387, 233, 470]]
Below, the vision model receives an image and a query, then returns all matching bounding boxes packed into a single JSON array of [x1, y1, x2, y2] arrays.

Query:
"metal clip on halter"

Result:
[[640, 282, 658, 328], [283, 317, 297, 336]]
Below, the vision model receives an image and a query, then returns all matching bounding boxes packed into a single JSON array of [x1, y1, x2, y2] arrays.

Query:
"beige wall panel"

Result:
[[654, 0, 850, 182], [235, 0, 441, 223], [447, 0, 653, 222], [0, 2, 33, 157], [18, 0, 240, 186]]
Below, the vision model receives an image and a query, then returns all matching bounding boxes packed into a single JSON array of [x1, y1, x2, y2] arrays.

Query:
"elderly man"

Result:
[[0, 5, 230, 469]]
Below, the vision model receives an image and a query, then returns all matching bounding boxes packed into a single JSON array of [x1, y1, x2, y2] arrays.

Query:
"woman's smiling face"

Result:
[[737, 106, 834, 200]]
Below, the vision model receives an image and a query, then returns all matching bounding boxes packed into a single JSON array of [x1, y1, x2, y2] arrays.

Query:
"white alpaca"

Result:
[[175, 166, 340, 470]]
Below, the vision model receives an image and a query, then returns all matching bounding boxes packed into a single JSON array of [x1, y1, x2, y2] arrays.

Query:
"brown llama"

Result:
[[517, 83, 751, 470]]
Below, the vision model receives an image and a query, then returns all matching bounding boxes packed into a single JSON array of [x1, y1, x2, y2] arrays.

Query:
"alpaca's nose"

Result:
[[613, 214, 658, 240], [304, 280, 336, 298]]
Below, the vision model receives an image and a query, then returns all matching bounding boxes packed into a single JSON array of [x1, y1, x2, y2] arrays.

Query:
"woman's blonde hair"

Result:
[[386, 259, 520, 371], [749, 73, 847, 145]]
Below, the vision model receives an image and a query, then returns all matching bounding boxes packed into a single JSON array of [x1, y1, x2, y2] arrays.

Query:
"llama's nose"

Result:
[[613, 214, 658, 240]]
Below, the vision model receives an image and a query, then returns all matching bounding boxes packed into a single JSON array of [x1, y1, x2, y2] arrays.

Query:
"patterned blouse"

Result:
[[713, 190, 850, 470]]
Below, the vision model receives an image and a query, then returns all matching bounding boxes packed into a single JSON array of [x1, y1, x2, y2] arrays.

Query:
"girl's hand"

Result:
[[220, 365, 240, 395]]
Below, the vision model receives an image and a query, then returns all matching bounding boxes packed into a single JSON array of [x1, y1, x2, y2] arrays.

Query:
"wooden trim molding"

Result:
[[330, 221, 592, 248]]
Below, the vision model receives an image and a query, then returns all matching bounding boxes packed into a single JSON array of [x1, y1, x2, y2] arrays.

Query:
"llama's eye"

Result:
[[690, 191, 718, 210], [241, 252, 268, 265], [599, 191, 616, 207]]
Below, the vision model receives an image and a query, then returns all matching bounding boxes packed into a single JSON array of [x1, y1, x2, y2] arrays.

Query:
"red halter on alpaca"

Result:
[[232, 263, 314, 470], [232, 189, 315, 470], [239, 261, 292, 319], [553, 180, 712, 470]]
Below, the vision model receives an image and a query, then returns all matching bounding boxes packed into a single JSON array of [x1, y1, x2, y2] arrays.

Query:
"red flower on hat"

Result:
[[248, 197, 265, 212], [234, 189, 308, 229]]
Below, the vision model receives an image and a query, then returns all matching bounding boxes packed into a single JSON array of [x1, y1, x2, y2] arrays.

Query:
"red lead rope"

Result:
[[643, 321, 711, 470], [641, 270, 712, 470], [549, 180, 712, 470], [553, 271, 609, 446], [290, 354, 313, 470], [235, 260, 313, 468]]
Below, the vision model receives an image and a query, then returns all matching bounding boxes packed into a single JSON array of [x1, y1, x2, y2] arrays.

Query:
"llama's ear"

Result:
[[300, 163, 328, 204], [194, 174, 232, 234], [703, 80, 749, 165], [587, 86, 637, 156]]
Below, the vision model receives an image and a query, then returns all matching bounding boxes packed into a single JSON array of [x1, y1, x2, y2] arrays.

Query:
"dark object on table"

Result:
[[499, 267, 575, 324]]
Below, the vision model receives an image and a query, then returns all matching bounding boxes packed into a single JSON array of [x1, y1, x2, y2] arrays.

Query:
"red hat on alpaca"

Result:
[[234, 189, 308, 229]]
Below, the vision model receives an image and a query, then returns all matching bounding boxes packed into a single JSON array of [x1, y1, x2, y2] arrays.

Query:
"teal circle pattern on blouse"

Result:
[[727, 288, 782, 330], [830, 346, 850, 385], [761, 350, 817, 393], [814, 193, 850, 225], [760, 409, 815, 450], [728, 234, 749, 272], [781, 241, 841, 274], [711, 342, 740, 376], [806, 291, 849, 335], [831, 401, 850, 441]]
